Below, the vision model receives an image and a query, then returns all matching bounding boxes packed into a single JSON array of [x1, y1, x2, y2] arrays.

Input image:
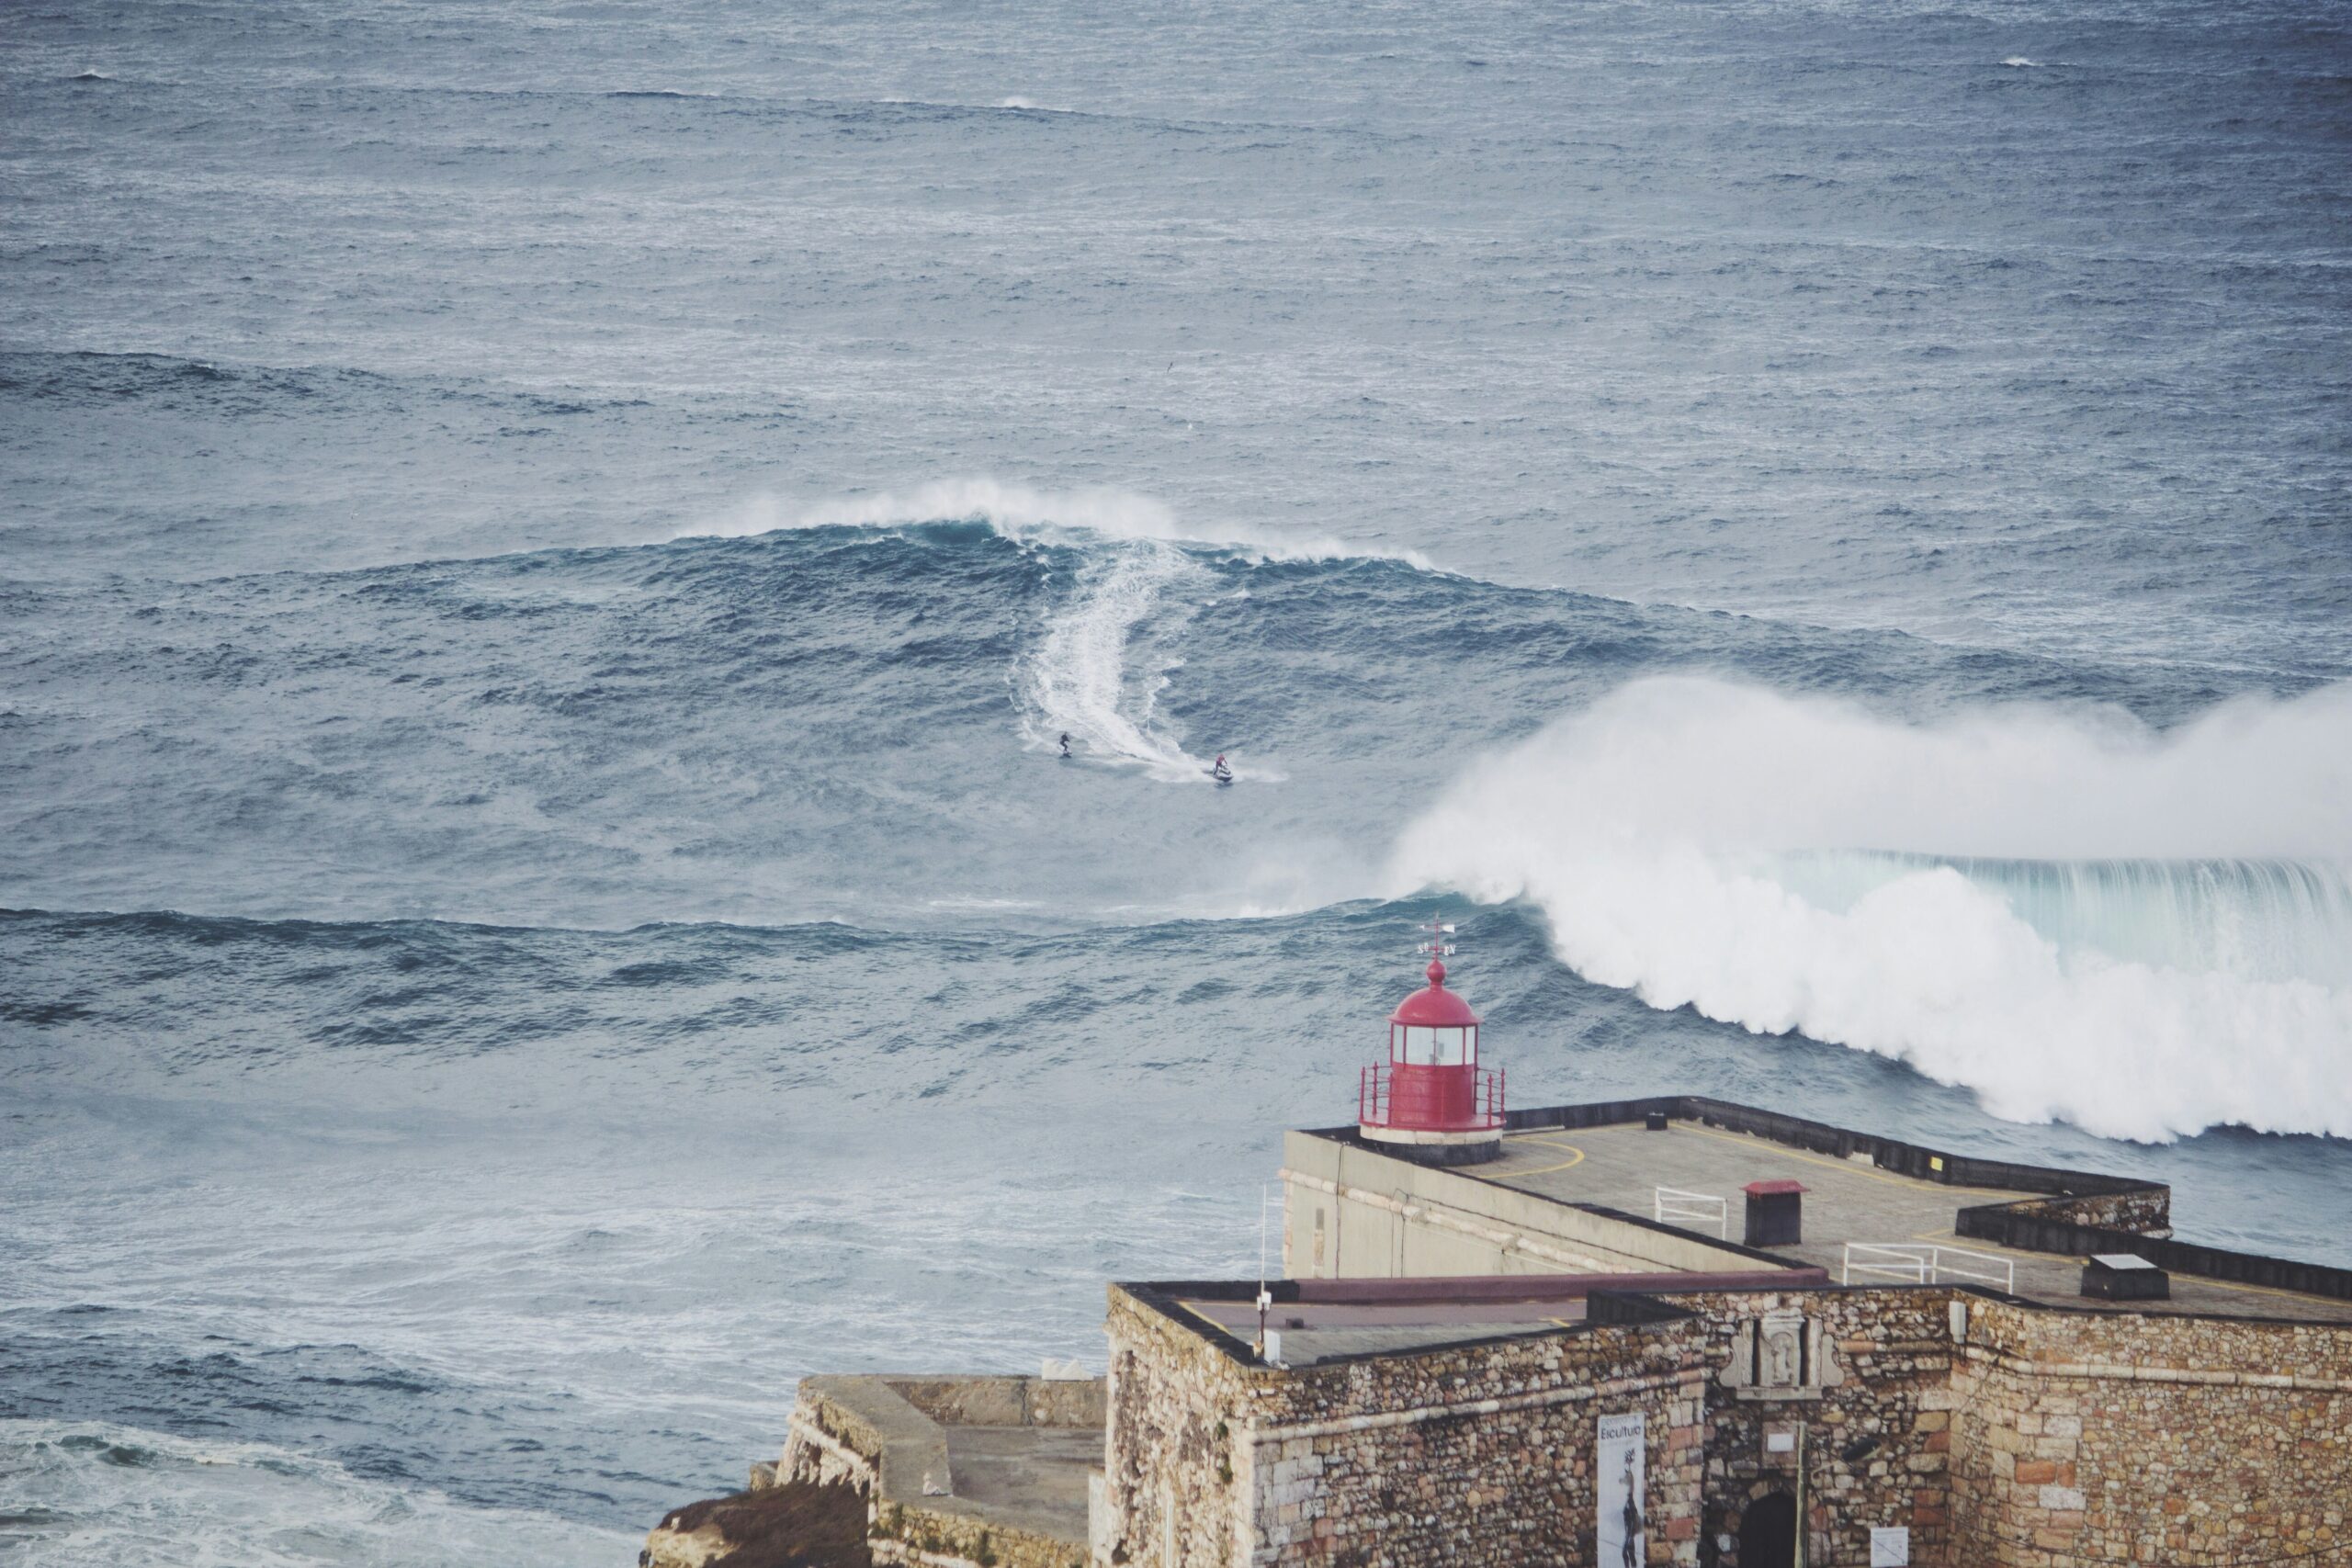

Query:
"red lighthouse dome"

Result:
[[1393, 956, 1479, 1028], [1358, 927, 1505, 1165]]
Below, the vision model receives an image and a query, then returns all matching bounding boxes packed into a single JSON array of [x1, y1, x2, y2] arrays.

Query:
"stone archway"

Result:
[[1736, 1492, 1797, 1568]]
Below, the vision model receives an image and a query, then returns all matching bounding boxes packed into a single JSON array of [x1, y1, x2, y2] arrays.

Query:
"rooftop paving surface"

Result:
[[791, 1375, 1102, 1550], [1174, 1118, 2352, 1363], [938, 1425, 1098, 1545], [1470, 1120, 2352, 1325]]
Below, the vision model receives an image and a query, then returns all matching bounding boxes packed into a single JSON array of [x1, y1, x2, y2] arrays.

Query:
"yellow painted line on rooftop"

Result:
[[1504, 1136, 1587, 1176], [1909, 1228, 2038, 1264], [1674, 1120, 2017, 1200], [2145, 1273, 2352, 1309]]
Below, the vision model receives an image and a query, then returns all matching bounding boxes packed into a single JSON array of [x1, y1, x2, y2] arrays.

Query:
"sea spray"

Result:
[[1385, 677, 2352, 1142]]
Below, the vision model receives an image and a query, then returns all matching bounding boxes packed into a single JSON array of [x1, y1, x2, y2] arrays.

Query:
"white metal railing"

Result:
[[1842, 1242, 1930, 1284], [1842, 1242, 2014, 1295], [1926, 1245, 2017, 1294], [1654, 1185, 1729, 1239]]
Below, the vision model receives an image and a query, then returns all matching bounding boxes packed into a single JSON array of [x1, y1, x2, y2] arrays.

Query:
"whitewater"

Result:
[[1388, 678, 2352, 1142], [6, 0, 2352, 1562]]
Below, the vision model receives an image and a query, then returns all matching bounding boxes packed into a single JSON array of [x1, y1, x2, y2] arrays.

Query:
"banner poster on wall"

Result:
[[1596, 1412, 1647, 1568]]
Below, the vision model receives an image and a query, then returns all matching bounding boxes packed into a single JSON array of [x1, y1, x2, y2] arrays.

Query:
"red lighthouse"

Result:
[[1358, 920, 1506, 1165]]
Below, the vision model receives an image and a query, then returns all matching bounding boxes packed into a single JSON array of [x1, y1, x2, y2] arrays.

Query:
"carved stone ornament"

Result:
[[1722, 1309, 1840, 1393]]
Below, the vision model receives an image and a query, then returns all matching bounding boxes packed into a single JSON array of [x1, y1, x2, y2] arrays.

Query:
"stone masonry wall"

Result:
[[1102, 1285, 1711, 1568], [1662, 1288, 1960, 1568], [1244, 1355, 1704, 1568], [1102, 1283, 2352, 1568], [1101, 1287, 1258, 1568], [1951, 1300, 2352, 1566], [1997, 1189, 2172, 1236]]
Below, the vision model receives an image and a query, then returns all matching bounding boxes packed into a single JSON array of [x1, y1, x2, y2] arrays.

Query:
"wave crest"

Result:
[[684, 478, 1435, 568], [1386, 677, 2352, 1142], [0, 1418, 630, 1568]]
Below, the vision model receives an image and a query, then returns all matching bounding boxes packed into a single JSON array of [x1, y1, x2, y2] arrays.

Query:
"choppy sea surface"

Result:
[[5, 0, 2351, 1561]]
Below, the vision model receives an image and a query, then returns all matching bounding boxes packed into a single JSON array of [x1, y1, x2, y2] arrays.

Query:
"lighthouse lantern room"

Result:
[[1358, 919, 1506, 1166]]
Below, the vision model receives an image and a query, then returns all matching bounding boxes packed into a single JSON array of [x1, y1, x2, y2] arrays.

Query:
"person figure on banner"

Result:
[[1619, 1449, 1643, 1568]]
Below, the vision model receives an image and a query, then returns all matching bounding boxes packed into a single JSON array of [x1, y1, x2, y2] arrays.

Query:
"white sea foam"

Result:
[[1022, 539, 1215, 779], [1386, 677, 2352, 1142], [2002, 56, 2039, 67], [692, 479, 1435, 569], [0, 1419, 632, 1568], [1014, 533, 1281, 784]]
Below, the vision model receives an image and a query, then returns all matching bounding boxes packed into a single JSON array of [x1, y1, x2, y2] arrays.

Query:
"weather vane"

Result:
[[1416, 913, 1457, 963]]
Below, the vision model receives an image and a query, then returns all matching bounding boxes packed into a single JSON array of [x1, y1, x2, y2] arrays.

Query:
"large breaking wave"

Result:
[[1387, 677, 2352, 1142], [685, 479, 1423, 779]]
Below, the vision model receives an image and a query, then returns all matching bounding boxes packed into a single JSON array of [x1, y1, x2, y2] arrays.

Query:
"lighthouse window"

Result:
[[1396, 1026, 1469, 1066]]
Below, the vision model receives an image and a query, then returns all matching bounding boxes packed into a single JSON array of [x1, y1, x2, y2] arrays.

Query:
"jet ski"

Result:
[[1209, 754, 1235, 785]]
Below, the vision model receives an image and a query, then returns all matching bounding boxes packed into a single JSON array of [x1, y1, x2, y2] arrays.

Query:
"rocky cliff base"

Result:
[[641, 1481, 869, 1568]]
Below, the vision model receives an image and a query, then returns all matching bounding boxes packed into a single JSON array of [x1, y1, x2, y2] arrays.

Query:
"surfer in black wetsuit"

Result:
[[1058, 732, 1072, 758]]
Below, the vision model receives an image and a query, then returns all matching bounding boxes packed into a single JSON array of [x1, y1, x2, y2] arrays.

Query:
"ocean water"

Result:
[[5, 0, 2351, 1561]]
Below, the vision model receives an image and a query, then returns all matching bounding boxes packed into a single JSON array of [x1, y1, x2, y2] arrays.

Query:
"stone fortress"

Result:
[[646, 945, 2352, 1568]]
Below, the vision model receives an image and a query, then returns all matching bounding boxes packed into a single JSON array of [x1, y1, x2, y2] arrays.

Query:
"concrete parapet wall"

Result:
[[1280, 1130, 1781, 1282], [785, 1376, 950, 1501]]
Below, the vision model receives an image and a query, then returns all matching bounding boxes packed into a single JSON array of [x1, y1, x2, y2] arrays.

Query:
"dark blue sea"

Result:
[[4, 1, 2350, 1560]]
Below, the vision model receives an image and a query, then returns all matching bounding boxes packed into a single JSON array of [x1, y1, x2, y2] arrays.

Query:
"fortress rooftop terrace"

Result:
[[1243, 1095, 2352, 1367]]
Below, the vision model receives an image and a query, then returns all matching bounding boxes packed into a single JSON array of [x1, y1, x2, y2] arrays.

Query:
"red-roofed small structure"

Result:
[[1743, 1179, 1808, 1246]]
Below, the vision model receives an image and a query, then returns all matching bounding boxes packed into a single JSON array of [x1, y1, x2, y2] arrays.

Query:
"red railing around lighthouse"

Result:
[[1359, 1062, 1505, 1132]]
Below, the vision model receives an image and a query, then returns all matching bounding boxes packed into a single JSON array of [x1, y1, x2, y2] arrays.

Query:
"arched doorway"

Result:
[[1737, 1492, 1797, 1568]]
